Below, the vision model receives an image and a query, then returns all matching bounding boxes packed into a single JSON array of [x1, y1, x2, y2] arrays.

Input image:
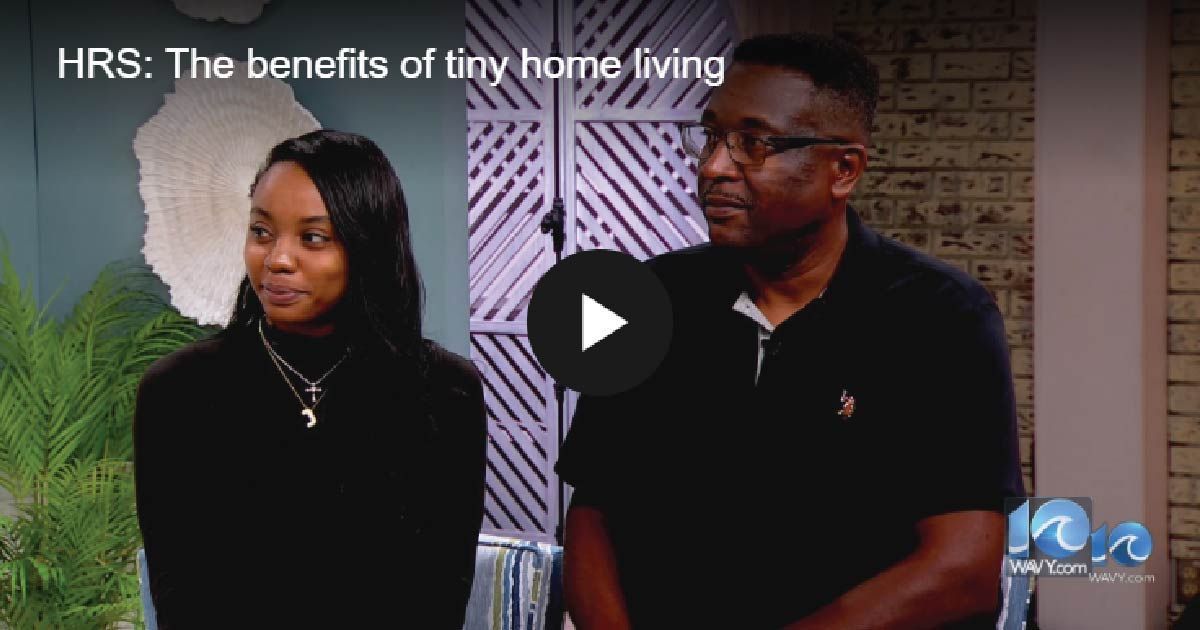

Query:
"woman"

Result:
[[134, 130, 486, 628]]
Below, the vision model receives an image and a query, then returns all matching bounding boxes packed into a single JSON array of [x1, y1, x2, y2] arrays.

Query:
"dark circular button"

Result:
[[527, 249, 672, 396]]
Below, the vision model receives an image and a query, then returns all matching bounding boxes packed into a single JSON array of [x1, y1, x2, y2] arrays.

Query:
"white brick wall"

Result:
[[836, 0, 1036, 494], [1172, 3, 1200, 612]]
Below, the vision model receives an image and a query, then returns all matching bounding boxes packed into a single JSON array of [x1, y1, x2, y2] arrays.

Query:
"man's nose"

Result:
[[698, 140, 740, 183]]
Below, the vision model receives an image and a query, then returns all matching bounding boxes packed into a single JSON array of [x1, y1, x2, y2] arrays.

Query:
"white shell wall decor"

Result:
[[172, 0, 271, 24], [135, 58, 320, 326]]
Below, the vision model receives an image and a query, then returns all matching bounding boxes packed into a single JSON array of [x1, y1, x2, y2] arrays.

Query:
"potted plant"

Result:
[[0, 250, 209, 628]]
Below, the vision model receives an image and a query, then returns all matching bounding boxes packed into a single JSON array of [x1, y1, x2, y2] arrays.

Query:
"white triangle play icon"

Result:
[[581, 294, 627, 351]]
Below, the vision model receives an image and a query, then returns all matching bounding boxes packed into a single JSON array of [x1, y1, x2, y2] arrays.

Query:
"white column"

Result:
[[1035, 0, 1170, 628]]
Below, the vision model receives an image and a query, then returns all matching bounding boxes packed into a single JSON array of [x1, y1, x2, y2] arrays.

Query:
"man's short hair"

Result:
[[732, 32, 880, 136]]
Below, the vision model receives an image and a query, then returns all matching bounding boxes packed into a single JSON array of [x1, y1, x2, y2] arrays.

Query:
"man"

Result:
[[555, 33, 1024, 629]]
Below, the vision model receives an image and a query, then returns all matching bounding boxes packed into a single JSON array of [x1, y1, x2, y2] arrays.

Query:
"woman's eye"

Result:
[[249, 225, 270, 238], [303, 232, 331, 244]]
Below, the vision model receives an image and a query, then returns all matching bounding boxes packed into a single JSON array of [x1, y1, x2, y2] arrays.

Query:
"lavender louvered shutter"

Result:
[[467, 0, 734, 541]]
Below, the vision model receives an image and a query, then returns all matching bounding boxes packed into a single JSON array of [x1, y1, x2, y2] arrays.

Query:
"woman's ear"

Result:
[[831, 145, 868, 201]]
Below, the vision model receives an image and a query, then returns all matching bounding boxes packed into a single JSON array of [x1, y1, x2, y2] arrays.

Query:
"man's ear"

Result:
[[831, 144, 868, 201]]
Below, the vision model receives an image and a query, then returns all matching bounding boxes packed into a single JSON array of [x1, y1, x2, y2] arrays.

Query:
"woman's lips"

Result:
[[262, 284, 305, 306]]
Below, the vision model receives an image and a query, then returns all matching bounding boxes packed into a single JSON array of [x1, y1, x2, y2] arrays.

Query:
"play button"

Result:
[[581, 294, 625, 351], [527, 249, 672, 396]]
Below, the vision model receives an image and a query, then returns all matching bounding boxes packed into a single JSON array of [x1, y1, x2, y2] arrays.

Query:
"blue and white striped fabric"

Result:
[[997, 569, 1032, 630], [136, 548, 158, 630], [463, 534, 563, 630]]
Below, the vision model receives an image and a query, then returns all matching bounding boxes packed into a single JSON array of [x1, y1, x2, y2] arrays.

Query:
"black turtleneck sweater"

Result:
[[133, 320, 486, 629]]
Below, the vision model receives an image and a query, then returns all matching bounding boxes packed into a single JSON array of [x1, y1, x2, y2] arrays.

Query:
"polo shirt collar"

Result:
[[732, 291, 776, 333]]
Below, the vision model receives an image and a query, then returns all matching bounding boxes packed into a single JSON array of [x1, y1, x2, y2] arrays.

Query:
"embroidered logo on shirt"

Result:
[[837, 389, 856, 419]]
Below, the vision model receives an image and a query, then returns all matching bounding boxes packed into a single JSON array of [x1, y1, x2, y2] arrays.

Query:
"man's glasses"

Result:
[[676, 122, 851, 166]]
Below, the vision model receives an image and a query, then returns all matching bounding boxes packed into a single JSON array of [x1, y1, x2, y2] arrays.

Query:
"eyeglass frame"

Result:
[[676, 122, 861, 166]]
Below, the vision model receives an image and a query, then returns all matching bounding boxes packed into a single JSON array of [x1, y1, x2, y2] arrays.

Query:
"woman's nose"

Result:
[[265, 241, 296, 272]]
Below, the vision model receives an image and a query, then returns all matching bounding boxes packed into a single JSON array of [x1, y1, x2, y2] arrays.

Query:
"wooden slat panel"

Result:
[[466, 0, 553, 111], [471, 333, 552, 534], [467, 0, 734, 540], [575, 121, 707, 259], [467, 121, 549, 322], [572, 0, 732, 114]]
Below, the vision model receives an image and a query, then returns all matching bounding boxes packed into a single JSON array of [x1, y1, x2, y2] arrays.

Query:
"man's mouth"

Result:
[[703, 195, 749, 220]]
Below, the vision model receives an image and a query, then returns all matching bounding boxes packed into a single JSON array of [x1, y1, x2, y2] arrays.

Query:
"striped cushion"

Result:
[[997, 567, 1032, 629], [137, 548, 158, 630], [464, 534, 562, 630]]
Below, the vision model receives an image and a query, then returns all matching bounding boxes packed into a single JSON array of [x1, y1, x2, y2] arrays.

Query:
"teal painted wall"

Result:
[[0, 1, 39, 295], [6, 0, 469, 352]]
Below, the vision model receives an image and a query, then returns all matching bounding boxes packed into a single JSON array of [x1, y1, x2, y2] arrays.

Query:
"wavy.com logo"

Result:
[[1004, 497, 1153, 577]]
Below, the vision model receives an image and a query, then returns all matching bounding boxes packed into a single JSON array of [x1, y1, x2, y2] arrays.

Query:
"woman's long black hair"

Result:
[[229, 129, 427, 371]]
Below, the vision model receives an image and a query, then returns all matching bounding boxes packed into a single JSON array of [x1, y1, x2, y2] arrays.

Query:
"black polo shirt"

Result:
[[555, 207, 1024, 629]]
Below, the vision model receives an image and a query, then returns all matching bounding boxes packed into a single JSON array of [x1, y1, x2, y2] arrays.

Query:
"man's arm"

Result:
[[563, 503, 633, 630], [785, 510, 1003, 630], [557, 387, 636, 630]]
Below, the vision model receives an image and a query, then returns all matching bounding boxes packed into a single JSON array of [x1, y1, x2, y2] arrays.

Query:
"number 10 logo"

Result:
[[1006, 497, 1152, 569]]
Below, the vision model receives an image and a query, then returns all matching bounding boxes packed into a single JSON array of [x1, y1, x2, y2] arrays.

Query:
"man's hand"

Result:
[[563, 504, 633, 630], [784, 510, 1005, 630]]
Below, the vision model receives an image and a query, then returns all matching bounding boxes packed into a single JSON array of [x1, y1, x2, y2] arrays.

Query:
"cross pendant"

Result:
[[305, 384, 321, 405]]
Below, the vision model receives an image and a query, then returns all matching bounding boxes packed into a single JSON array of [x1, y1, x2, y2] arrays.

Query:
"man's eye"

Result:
[[249, 226, 270, 238], [741, 135, 766, 148], [741, 135, 771, 155]]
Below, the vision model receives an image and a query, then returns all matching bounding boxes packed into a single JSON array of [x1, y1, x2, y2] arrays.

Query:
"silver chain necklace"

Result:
[[257, 319, 350, 428], [261, 320, 350, 402]]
